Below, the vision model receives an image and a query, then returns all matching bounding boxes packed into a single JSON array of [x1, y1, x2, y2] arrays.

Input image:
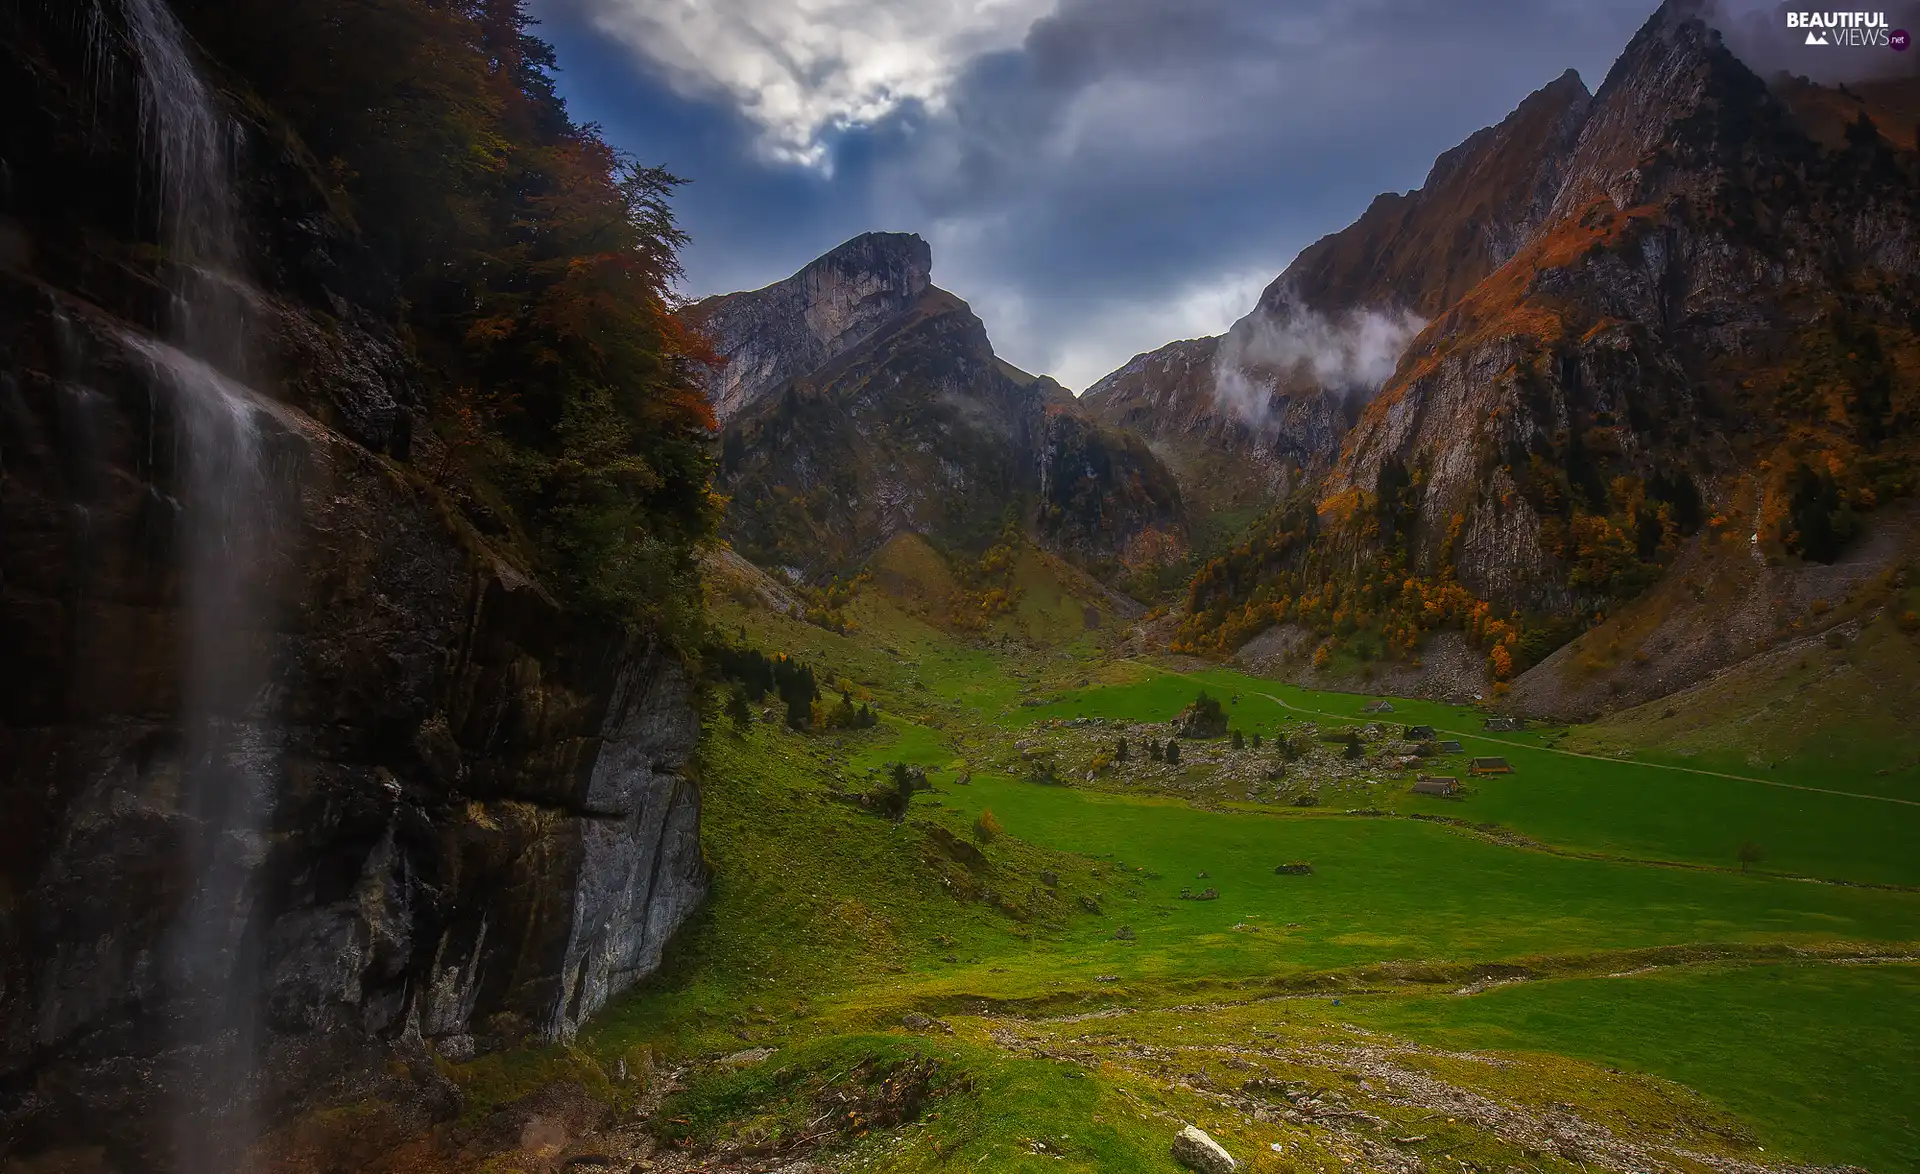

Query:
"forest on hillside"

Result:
[[176, 0, 720, 639]]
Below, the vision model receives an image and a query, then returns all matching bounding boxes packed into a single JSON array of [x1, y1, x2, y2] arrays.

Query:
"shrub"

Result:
[[1115, 737, 1129, 762], [972, 809, 1003, 845], [1165, 741, 1181, 765], [1180, 691, 1228, 738], [1230, 730, 1245, 750], [725, 684, 752, 731]]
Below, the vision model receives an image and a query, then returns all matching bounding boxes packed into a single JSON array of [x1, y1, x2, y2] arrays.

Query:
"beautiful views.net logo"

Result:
[[1785, 11, 1897, 46]]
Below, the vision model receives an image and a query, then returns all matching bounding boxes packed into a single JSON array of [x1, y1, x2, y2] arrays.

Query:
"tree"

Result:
[[1165, 741, 1181, 765], [1115, 738, 1129, 763], [1182, 691, 1228, 738], [1230, 730, 1245, 751], [1252, 733, 1262, 749], [1737, 841, 1764, 874], [725, 684, 752, 732], [1785, 463, 1859, 563], [1149, 739, 1163, 763]]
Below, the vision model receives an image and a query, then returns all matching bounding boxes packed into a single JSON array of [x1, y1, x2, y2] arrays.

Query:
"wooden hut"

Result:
[[1412, 777, 1459, 796], [1469, 756, 1513, 775], [1404, 724, 1437, 740], [1362, 700, 1396, 714], [1436, 739, 1463, 754]]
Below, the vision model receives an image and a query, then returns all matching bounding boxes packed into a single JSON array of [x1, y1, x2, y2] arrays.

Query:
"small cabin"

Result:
[[1470, 756, 1513, 775], [1436, 739, 1463, 754], [1484, 716, 1524, 732], [1412, 777, 1459, 796], [1404, 724, 1437, 741], [1361, 700, 1396, 714]]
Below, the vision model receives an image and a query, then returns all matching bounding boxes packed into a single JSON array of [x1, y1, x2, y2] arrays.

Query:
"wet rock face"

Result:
[[690, 231, 934, 424], [0, 13, 707, 1165], [0, 294, 709, 1163]]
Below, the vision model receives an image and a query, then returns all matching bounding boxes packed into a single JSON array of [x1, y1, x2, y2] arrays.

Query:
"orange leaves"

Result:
[[1489, 644, 1514, 681]]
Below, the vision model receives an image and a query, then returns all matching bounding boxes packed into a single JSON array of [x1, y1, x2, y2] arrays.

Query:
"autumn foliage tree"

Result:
[[179, 0, 718, 643]]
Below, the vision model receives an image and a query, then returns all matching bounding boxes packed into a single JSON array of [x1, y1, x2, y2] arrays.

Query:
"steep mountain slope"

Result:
[[1175, 2, 1920, 708], [1083, 70, 1595, 512], [703, 237, 1187, 581], [688, 232, 935, 424], [1331, 5, 1919, 611]]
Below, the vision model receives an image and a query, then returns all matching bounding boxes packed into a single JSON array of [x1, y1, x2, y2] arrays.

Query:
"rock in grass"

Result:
[[1171, 1124, 1237, 1172], [1274, 862, 1314, 875], [1113, 925, 1136, 941]]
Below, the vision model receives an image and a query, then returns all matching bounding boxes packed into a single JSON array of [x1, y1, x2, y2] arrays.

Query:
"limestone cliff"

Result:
[[689, 232, 935, 425]]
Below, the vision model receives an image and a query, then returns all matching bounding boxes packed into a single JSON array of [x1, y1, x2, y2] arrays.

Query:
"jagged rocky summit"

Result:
[[1089, 0, 1920, 710], [692, 233, 1189, 579]]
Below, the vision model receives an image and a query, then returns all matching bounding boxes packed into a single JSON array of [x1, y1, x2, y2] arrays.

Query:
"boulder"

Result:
[[1171, 1124, 1237, 1173]]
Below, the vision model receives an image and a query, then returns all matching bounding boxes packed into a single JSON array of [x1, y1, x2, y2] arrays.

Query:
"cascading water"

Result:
[[112, 0, 279, 1167]]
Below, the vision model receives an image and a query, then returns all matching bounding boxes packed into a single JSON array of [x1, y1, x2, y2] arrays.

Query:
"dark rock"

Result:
[[1274, 862, 1315, 875], [0, 12, 707, 1164]]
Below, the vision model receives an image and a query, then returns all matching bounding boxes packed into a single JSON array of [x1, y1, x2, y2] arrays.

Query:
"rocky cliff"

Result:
[[0, 4, 707, 1166], [689, 233, 935, 424], [704, 239, 1187, 579]]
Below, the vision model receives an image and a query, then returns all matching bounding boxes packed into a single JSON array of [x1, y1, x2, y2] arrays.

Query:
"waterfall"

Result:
[[112, 0, 278, 1168]]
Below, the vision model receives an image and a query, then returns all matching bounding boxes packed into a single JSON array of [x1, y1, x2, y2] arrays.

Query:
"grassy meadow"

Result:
[[448, 542, 1920, 1173]]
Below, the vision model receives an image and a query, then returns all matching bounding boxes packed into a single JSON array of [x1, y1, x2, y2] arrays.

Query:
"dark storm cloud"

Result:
[[536, 0, 1667, 387]]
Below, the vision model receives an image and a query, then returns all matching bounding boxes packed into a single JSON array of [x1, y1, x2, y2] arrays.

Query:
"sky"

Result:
[[527, 0, 1684, 390]]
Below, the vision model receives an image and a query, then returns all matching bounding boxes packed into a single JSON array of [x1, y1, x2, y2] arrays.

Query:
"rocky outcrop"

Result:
[[689, 232, 934, 424], [706, 246, 1186, 578], [0, 6, 707, 1167]]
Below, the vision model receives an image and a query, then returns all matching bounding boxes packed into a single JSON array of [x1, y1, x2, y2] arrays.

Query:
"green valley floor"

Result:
[[444, 558, 1920, 1174]]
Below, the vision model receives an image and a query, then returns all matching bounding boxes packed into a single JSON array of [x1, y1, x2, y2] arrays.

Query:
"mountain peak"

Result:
[[812, 231, 933, 287], [690, 231, 935, 423]]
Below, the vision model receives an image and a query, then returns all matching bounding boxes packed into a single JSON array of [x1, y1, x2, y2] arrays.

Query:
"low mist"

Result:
[[1209, 293, 1425, 426]]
